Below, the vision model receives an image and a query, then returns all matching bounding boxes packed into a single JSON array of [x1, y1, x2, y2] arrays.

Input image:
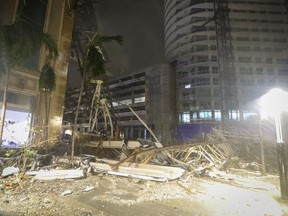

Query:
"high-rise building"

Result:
[[164, 0, 288, 142]]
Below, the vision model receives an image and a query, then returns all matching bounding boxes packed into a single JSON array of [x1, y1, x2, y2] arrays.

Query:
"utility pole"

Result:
[[275, 113, 288, 199], [259, 117, 266, 175]]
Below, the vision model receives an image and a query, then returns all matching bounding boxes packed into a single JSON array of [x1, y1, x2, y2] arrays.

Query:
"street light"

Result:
[[260, 88, 288, 200]]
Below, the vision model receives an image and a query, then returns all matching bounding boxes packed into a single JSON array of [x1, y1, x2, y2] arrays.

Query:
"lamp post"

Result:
[[260, 88, 288, 199]]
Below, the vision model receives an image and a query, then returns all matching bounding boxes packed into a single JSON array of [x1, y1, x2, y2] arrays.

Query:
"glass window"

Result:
[[199, 111, 212, 120], [243, 112, 257, 120], [120, 99, 132, 105], [212, 67, 218, 74], [239, 67, 253, 75], [255, 57, 261, 63], [256, 68, 263, 75], [214, 110, 221, 121], [19, 0, 47, 29], [18, 0, 48, 70], [134, 97, 145, 103], [278, 69, 288, 76], [211, 56, 217, 62], [239, 57, 251, 63], [213, 78, 219, 85], [266, 58, 273, 64], [191, 78, 210, 86], [179, 112, 190, 123], [185, 84, 191, 88], [1, 110, 31, 146], [197, 66, 209, 74], [230, 110, 240, 120]]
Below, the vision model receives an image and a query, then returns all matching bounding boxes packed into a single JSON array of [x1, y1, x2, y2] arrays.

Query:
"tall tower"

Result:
[[164, 0, 288, 142]]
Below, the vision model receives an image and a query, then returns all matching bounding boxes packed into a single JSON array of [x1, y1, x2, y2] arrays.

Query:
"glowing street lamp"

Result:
[[260, 88, 288, 199]]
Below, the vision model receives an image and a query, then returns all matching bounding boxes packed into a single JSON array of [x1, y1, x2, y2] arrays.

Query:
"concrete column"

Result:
[[36, 1, 74, 146]]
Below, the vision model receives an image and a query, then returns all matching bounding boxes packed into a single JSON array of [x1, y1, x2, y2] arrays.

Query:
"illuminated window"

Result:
[[185, 84, 191, 88], [230, 110, 240, 120], [243, 112, 257, 120], [120, 99, 132, 105], [215, 110, 221, 121], [1, 110, 31, 146], [134, 97, 145, 103], [199, 111, 212, 120], [179, 112, 190, 123]]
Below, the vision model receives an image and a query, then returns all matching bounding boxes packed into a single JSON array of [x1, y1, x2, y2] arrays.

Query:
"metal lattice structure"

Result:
[[213, 0, 236, 122], [70, 0, 117, 137], [88, 80, 114, 139]]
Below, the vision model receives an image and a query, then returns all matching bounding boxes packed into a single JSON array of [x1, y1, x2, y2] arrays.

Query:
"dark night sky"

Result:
[[94, 0, 165, 75], [67, 0, 165, 88]]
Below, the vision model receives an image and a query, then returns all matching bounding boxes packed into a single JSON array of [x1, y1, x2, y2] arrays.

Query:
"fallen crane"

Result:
[[65, 80, 237, 178], [65, 79, 163, 156]]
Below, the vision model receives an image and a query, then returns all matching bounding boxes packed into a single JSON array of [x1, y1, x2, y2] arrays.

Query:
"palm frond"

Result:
[[0, 17, 58, 70], [84, 45, 105, 76], [41, 33, 59, 59], [0, 25, 10, 70], [98, 35, 123, 45], [83, 32, 123, 77], [39, 63, 56, 91]]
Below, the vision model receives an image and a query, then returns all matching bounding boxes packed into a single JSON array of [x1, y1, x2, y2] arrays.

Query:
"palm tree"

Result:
[[71, 32, 123, 157], [38, 63, 57, 152], [0, 17, 58, 148]]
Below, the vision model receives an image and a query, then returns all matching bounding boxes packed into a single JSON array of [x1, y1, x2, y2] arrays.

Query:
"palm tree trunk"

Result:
[[0, 69, 9, 148], [71, 72, 85, 158], [44, 91, 49, 154]]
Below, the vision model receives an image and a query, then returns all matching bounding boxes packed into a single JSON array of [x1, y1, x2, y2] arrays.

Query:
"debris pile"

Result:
[[0, 126, 273, 186]]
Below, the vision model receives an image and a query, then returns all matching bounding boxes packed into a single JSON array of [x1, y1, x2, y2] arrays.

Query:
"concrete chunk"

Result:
[[1, 166, 19, 178], [27, 169, 85, 180]]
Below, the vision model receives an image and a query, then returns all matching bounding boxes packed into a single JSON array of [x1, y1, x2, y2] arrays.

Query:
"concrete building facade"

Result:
[[164, 0, 288, 141], [111, 63, 176, 144], [0, 0, 74, 145]]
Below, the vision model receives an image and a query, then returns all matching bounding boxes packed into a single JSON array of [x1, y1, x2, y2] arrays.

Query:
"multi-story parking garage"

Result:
[[64, 63, 176, 144]]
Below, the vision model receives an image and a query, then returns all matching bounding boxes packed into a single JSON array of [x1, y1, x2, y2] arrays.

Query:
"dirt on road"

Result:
[[0, 171, 288, 216]]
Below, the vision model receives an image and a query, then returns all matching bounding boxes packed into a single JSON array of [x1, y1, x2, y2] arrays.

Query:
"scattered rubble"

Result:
[[83, 186, 95, 192], [0, 126, 279, 216], [60, 190, 73, 196], [1, 166, 19, 178], [0, 134, 265, 184]]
